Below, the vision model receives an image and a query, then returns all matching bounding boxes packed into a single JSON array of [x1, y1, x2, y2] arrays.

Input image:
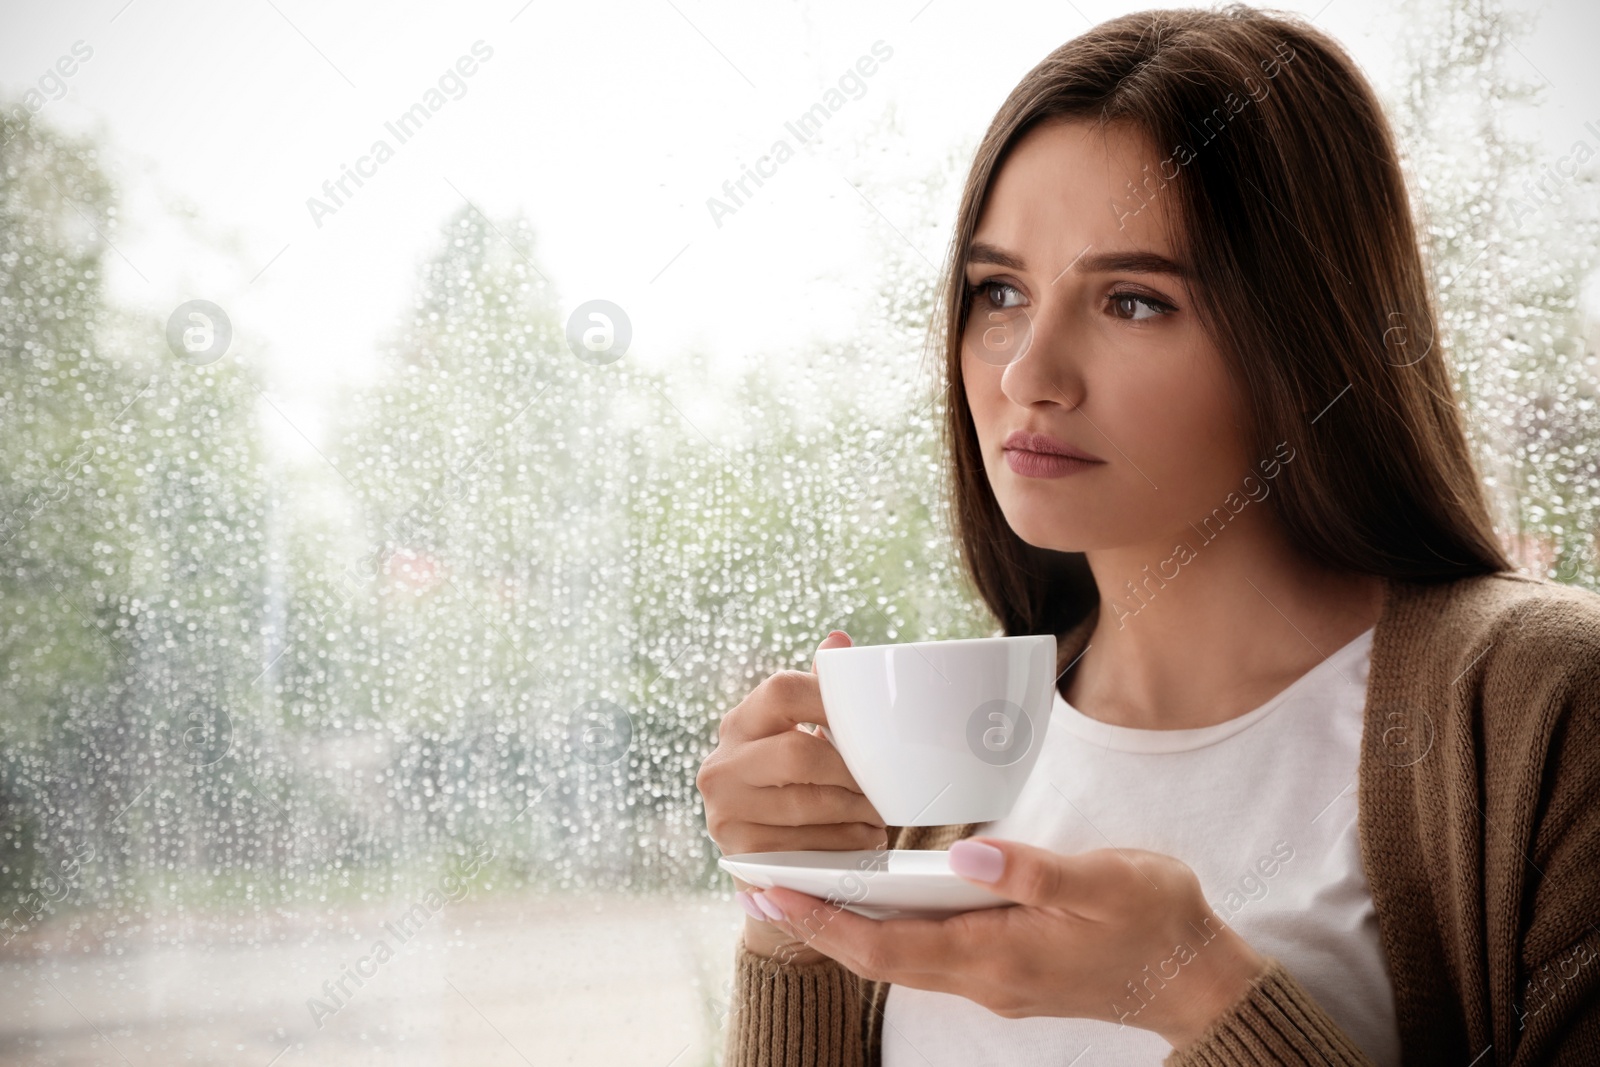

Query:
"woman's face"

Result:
[[961, 118, 1256, 557]]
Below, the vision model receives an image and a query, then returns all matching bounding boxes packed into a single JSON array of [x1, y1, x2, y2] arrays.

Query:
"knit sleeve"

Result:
[[1504, 621, 1600, 1065], [1161, 956, 1376, 1066], [723, 938, 866, 1067]]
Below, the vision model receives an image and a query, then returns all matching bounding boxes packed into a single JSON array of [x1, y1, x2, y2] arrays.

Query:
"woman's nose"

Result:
[[998, 304, 1085, 411]]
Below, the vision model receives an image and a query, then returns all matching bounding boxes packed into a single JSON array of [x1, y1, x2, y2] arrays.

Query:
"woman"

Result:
[[695, 5, 1600, 1064]]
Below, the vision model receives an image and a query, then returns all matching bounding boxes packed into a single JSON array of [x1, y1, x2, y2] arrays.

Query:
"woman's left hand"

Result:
[[746, 837, 1270, 1050]]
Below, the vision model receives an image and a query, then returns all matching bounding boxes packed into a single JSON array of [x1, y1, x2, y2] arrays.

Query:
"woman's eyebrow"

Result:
[[1079, 250, 1191, 279], [966, 240, 1190, 279], [967, 241, 1028, 270]]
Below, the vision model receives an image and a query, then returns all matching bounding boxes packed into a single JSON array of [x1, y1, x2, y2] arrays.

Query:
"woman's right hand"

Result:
[[696, 629, 888, 963]]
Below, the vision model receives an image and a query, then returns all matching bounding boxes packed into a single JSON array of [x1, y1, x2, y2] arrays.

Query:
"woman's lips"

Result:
[[1003, 449, 1103, 478], [1001, 429, 1104, 461], [1001, 430, 1106, 478]]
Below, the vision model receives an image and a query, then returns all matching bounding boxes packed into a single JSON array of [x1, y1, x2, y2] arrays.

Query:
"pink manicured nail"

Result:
[[736, 890, 767, 922], [949, 840, 1005, 883], [752, 892, 786, 921]]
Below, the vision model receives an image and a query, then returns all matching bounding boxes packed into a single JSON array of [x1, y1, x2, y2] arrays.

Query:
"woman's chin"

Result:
[[997, 507, 1099, 554]]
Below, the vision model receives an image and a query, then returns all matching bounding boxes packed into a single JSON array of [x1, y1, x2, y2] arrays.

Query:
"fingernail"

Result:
[[735, 891, 767, 922], [949, 840, 1005, 883], [752, 891, 786, 921]]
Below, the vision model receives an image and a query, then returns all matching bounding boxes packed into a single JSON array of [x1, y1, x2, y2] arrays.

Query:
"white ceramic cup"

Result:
[[811, 634, 1057, 826]]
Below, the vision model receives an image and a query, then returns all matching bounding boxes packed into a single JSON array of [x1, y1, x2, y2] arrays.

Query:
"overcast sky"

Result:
[[3, 0, 1596, 452]]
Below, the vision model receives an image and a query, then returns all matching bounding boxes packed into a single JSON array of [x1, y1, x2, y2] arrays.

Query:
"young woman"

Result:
[[695, 5, 1600, 1064]]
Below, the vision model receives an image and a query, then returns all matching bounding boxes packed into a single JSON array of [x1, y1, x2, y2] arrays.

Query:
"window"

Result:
[[2, 1, 1595, 1063]]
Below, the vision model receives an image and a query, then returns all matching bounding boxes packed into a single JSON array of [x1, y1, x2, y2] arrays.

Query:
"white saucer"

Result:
[[718, 849, 1014, 920]]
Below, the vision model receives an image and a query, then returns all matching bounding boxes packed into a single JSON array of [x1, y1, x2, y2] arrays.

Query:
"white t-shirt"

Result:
[[883, 625, 1400, 1065]]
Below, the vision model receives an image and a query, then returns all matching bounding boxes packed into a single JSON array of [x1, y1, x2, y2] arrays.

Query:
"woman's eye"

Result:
[[1109, 291, 1173, 321], [969, 280, 1026, 310]]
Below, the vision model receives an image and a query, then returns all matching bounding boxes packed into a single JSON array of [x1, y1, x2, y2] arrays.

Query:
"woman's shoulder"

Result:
[[1376, 573, 1599, 792], [1384, 569, 1600, 685], [1378, 570, 1598, 804]]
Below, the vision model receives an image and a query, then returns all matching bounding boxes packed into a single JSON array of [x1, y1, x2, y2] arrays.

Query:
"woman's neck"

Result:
[[1064, 515, 1386, 731]]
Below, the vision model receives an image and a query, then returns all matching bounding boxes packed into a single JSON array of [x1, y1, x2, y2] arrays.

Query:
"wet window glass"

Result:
[[2, 0, 1595, 1063]]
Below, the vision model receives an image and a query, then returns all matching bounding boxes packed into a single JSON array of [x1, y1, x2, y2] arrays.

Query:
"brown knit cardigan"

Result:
[[720, 571, 1600, 1065]]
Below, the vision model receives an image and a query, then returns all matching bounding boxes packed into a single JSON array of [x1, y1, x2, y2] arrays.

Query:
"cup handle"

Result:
[[804, 723, 836, 746]]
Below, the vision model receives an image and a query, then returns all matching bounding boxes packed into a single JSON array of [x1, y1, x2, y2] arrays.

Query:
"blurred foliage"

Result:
[[0, 101, 981, 920], [1, 109, 273, 916], [1388, 0, 1600, 585]]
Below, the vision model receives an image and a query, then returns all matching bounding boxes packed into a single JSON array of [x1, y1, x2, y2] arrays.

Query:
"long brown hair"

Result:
[[937, 3, 1512, 642]]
